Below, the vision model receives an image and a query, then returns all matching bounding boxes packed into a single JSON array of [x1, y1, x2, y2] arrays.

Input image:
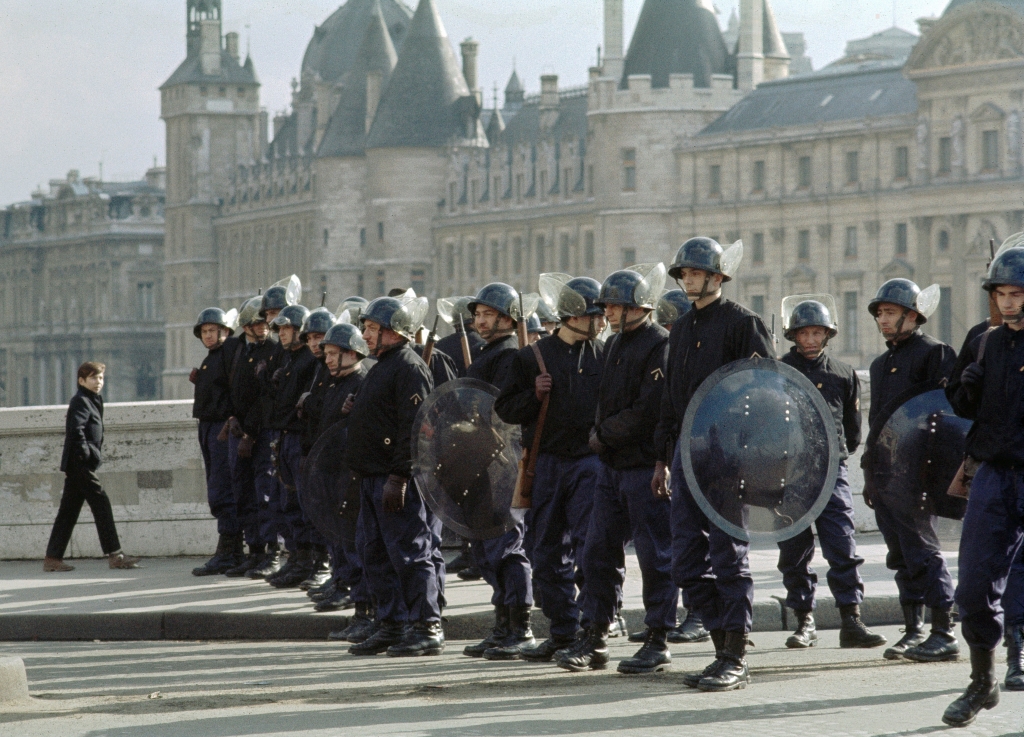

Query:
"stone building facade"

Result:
[[0, 169, 166, 406]]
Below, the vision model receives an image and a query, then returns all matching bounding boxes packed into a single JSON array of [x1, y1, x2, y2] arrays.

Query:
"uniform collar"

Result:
[[885, 330, 920, 351], [787, 346, 826, 369]]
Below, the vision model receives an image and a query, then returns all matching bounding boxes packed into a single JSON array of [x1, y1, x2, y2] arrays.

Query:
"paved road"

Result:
[[2, 628, 1022, 737]]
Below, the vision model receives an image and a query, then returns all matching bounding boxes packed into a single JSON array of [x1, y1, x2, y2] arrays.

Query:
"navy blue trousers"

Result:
[[776, 463, 864, 610], [1006, 543, 1024, 630], [530, 453, 599, 637], [360, 476, 444, 624], [228, 433, 260, 547], [198, 421, 240, 536], [670, 444, 753, 633], [253, 430, 289, 550], [471, 514, 533, 609], [277, 432, 319, 547], [955, 463, 1024, 650], [582, 462, 676, 630], [873, 489, 955, 610]]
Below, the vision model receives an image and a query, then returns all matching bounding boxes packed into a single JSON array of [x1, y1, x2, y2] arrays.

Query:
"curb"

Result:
[[0, 656, 31, 703], [0, 596, 910, 642]]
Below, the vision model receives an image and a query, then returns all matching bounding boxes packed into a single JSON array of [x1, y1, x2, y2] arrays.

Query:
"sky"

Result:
[[0, 0, 953, 206]]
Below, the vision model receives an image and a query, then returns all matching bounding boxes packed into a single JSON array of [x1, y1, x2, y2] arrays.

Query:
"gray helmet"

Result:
[[656, 290, 692, 327], [784, 300, 838, 341], [271, 304, 310, 331], [669, 237, 743, 282], [193, 307, 235, 338], [336, 296, 369, 324], [321, 323, 369, 358], [260, 275, 301, 318], [300, 307, 336, 339], [539, 274, 604, 319], [983, 247, 1024, 291], [361, 295, 429, 341], [468, 283, 520, 321], [237, 296, 265, 328], [535, 300, 559, 324], [526, 314, 546, 335], [868, 279, 940, 325], [595, 264, 666, 310]]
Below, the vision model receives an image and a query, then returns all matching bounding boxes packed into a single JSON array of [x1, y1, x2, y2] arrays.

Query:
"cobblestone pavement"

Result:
[[2, 626, 1022, 737]]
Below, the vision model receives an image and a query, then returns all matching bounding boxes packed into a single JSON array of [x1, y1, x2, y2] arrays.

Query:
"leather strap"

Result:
[[524, 342, 550, 490]]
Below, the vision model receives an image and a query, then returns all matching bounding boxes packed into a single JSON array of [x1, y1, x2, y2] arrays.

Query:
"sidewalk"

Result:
[[0, 534, 958, 641]]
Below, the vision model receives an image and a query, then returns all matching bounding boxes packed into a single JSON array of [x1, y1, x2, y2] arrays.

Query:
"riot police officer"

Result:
[[190, 307, 244, 576], [495, 275, 604, 662], [462, 283, 536, 660], [435, 296, 484, 377], [652, 237, 775, 691], [263, 304, 321, 589], [259, 275, 300, 326], [222, 296, 276, 577], [776, 297, 886, 649], [655, 290, 692, 331], [345, 296, 445, 657], [862, 278, 958, 663], [557, 266, 675, 675], [944, 247, 1024, 726]]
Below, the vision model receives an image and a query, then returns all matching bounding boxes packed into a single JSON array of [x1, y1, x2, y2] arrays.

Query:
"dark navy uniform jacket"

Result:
[[413, 344, 458, 389], [653, 297, 776, 463], [946, 319, 992, 406], [467, 334, 519, 390], [781, 347, 861, 461], [436, 329, 485, 377], [268, 345, 318, 434], [867, 331, 955, 427], [301, 363, 367, 454], [257, 340, 286, 432], [193, 337, 237, 423], [948, 324, 1024, 468], [61, 387, 103, 473], [595, 321, 669, 470], [494, 334, 603, 458], [345, 342, 433, 478]]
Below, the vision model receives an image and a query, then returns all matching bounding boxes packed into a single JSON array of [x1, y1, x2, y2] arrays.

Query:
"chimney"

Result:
[[274, 113, 288, 138], [540, 74, 559, 109], [461, 38, 480, 105], [366, 70, 383, 134], [199, 19, 221, 76], [259, 109, 269, 154], [737, 0, 764, 92], [603, 0, 624, 81], [224, 31, 239, 61]]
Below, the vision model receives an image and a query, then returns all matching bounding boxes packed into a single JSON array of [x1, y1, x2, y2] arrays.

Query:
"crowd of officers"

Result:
[[189, 237, 1024, 728]]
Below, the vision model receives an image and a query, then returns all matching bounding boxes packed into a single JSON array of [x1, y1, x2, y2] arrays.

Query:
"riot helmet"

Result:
[[300, 307, 336, 339], [595, 263, 666, 310], [983, 247, 1024, 291], [361, 295, 429, 342], [535, 300, 559, 326], [656, 290, 692, 327], [782, 294, 838, 341], [336, 296, 369, 324], [468, 283, 520, 321], [526, 315, 546, 336], [237, 296, 265, 328], [271, 304, 310, 331], [193, 307, 236, 339], [668, 237, 743, 281], [260, 275, 301, 318], [321, 322, 369, 359], [539, 273, 604, 318], [868, 279, 940, 326]]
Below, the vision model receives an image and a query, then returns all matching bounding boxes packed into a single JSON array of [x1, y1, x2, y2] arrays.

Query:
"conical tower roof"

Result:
[[301, 0, 412, 84], [318, 1, 398, 157], [366, 0, 481, 148], [762, 0, 789, 59], [486, 107, 506, 142], [620, 0, 730, 89]]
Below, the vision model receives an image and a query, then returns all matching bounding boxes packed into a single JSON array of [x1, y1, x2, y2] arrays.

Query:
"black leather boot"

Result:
[[224, 543, 263, 578], [331, 603, 375, 643], [698, 631, 750, 692], [464, 605, 509, 657], [309, 581, 337, 602], [617, 627, 671, 674], [786, 610, 817, 648], [1005, 625, 1024, 691], [192, 534, 240, 576], [246, 544, 284, 579], [387, 621, 445, 657], [942, 647, 1000, 727], [670, 609, 710, 643], [555, 625, 609, 672], [269, 547, 317, 588], [521, 633, 577, 662], [484, 606, 536, 660], [298, 547, 333, 591], [684, 629, 726, 688], [457, 565, 483, 581], [315, 587, 354, 613], [447, 541, 473, 573], [905, 608, 959, 662], [349, 620, 404, 655], [838, 604, 887, 648], [884, 603, 925, 660]]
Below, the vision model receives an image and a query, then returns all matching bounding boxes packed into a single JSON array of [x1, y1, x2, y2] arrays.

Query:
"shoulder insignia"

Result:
[[890, 367, 898, 373], [202, 365, 207, 370], [249, 358, 253, 363], [817, 383, 823, 389], [650, 368, 664, 381], [411, 393, 423, 406]]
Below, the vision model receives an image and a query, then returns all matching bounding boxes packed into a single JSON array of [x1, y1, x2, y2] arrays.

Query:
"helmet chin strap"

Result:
[[675, 275, 712, 302], [563, 315, 599, 339]]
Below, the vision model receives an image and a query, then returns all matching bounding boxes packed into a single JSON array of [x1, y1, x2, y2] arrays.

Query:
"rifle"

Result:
[[456, 316, 473, 368], [511, 341, 549, 510], [989, 238, 1002, 324], [516, 292, 529, 348], [422, 315, 440, 366]]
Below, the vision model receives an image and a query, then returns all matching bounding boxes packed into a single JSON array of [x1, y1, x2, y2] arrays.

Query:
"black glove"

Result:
[[188, 368, 199, 384], [272, 367, 286, 386], [341, 393, 355, 417], [255, 360, 268, 378], [383, 475, 408, 512], [296, 391, 311, 418], [960, 362, 984, 387], [588, 428, 607, 455]]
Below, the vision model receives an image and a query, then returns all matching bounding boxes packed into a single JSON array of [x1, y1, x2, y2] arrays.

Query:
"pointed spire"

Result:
[[486, 107, 505, 142], [366, 0, 481, 149], [761, 0, 789, 59]]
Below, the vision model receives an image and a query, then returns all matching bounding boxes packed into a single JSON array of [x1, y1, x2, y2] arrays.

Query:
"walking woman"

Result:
[[43, 361, 141, 571]]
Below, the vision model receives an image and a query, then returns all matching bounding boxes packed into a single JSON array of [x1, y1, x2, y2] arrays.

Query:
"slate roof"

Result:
[[700, 61, 917, 136], [161, 51, 258, 89], [317, 1, 399, 157], [944, 0, 1024, 15], [498, 91, 589, 147], [301, 0, 412, 84], [621, 0, 731, 89], [366, 0, 483, 149]]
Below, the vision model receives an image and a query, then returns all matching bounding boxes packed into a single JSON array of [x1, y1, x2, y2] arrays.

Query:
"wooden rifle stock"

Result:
[[421, 315, 440, 366], [512, 342, 549, 509], [457, 319, 472, 368]]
